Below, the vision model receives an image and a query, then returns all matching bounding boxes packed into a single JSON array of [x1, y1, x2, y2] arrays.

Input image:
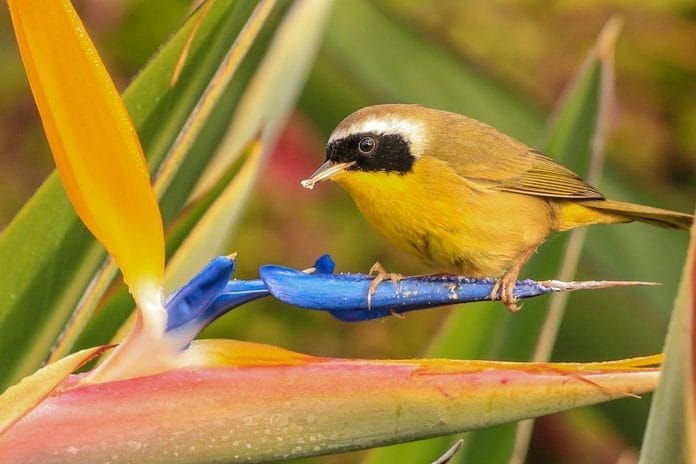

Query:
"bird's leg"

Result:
[[490, 244, 540, 312], [367, 261, 403, 309]]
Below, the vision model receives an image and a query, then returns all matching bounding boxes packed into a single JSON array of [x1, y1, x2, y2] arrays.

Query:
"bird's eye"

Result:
[[358, 136, 376, 154]]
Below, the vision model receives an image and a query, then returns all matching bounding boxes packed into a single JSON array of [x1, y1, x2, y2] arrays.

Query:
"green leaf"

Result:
[[164, 0, 343, 291], [192, 0, 334, 198], [0, 177, 104, 390], [164, 139, 264, 294], [0, 345, 109, 435], [639, 216, 695, 462]]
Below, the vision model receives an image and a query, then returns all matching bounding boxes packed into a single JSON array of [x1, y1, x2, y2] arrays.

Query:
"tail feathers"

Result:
[[582, 199, 693, 230]]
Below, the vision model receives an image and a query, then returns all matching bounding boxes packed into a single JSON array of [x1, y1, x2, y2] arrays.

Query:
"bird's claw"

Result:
[[367, 262, 402, 309], [490, 274, 522, 312]]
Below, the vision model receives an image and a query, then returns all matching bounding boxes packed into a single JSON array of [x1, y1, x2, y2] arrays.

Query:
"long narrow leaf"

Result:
[[192, 0, 335, 197], [639, 212, 696, 462], [0, 345, 109, 435], [163, 138, 264, 294]]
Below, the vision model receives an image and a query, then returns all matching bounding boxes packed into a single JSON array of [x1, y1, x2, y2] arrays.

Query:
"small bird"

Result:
[[301, 104, 693, 311]]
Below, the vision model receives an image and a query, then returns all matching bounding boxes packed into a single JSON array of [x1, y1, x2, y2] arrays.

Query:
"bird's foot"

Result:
[[367, 262, 403, 309], [490, 272, 522, 312]]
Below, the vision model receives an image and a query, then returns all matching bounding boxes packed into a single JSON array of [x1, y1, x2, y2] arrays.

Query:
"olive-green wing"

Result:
[[432, 116, 603, 200], [493, 150, 604, 199]]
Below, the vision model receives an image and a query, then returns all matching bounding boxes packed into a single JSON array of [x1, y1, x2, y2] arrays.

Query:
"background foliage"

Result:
[[0, 1, 693, 463]]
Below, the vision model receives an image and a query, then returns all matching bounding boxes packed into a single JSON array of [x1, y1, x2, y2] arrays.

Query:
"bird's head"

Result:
[[301, 104, 431, 189]]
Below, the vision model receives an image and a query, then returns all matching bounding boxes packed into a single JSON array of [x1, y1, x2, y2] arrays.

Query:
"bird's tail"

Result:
[[581, 199, 693, 230]]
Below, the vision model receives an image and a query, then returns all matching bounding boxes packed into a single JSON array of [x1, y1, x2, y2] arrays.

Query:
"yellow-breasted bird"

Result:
[[301, 104, 693, 310]]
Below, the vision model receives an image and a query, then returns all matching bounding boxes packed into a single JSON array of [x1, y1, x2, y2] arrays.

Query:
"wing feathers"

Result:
[[464, 149, 603, 199], [431, 112, 603, 200]]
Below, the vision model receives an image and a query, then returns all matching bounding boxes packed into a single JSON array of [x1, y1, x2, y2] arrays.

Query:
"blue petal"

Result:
[[259, 265, 557, 321], [204, 279, 269, 325], [164, 256, 269, 348], [313, 254, 335, 274], [165, 256, 268, 335], [165, 256, 236, 331]]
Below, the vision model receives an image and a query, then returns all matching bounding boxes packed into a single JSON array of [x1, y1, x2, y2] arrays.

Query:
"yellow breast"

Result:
[[331, 156, 555, 277]]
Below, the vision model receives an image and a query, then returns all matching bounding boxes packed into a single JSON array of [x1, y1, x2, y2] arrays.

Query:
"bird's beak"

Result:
[[301, 160, 355, 190]]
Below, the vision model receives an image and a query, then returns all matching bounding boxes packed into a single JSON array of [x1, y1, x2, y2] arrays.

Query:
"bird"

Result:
[[301, 104, 693, 311]]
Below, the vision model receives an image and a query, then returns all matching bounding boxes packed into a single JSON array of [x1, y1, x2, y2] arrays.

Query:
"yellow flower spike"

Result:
[[7, 2, 165, 322]]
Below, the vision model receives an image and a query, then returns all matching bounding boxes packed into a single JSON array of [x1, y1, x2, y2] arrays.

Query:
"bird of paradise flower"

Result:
[[0, 1, 666, 463]]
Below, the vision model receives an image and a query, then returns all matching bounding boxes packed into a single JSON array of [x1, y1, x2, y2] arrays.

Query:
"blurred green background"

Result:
[[0, 1, 693, 463]]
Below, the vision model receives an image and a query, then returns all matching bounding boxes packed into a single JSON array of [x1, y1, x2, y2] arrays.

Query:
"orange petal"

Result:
[[7, 0, 164, 297]]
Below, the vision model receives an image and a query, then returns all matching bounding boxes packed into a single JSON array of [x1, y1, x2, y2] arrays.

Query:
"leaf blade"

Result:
[[0, 345, 109, 436], [639, 211, 696, 463]]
